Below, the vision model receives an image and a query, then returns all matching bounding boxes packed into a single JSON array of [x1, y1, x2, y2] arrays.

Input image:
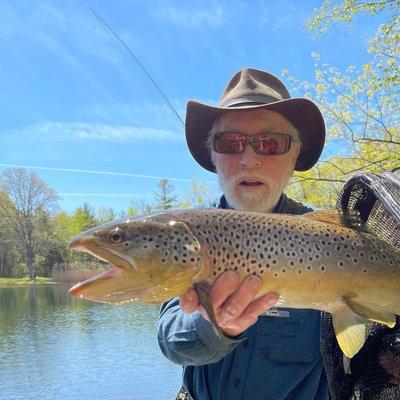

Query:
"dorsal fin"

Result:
[[304, 210, 345, 227], [304, 209, 366, 231]]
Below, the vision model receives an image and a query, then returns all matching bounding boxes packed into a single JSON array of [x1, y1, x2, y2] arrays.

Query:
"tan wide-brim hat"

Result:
[[185, 68, 326, 172]]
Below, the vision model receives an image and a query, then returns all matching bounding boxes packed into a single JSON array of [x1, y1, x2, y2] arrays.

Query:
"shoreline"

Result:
[[0, 277, 60, 287]]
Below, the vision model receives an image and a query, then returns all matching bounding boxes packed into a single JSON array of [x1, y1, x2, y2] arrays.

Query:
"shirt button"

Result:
[[234, 378, 241, 388]]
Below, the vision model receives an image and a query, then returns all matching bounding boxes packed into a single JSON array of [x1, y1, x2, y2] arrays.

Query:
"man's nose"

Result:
[[239, 144, 261, 169]]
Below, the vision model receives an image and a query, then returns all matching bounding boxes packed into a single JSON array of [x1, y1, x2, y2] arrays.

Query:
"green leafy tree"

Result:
[[126, 201, 139, 217], [0, 209, 19, 277], [71, 203, 97, 235], [96, 207, 117, 224], [186, 177, 214, 207], [283, 1, 400, 207], [49, 211, 76, 270], [0, 168, 59, 279], [307, 1, 399, 33], [154, 179, 178, 210], [124, 199, 154, 216]]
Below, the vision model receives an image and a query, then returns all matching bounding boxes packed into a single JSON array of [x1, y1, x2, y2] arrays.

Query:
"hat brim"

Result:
[[185, 98, 325, 172]]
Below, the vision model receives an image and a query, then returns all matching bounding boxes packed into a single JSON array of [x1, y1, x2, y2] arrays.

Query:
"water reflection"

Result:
[[0, 285, 181, 400]]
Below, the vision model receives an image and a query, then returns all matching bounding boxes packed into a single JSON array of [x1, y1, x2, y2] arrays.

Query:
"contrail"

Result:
[[0, 163, 216, 184], [59, 193, 151, 197]]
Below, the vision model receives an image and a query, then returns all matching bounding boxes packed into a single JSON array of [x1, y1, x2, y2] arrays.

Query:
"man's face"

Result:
[[211, 109, 300, 213]]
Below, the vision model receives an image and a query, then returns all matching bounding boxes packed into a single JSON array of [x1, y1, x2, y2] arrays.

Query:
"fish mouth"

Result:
[[70, 235, 134, 270], [90, 246, 134, 270], [69, 234, 150, 303], [68, 264, 158, 304], [69, 265, 125, 298]]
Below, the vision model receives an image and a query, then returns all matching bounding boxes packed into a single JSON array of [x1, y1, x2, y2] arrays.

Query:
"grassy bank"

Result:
[[0, 277, 56, 287]]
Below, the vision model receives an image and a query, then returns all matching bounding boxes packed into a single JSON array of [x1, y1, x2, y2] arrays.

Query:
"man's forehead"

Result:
[[211, 109, 293, 131]]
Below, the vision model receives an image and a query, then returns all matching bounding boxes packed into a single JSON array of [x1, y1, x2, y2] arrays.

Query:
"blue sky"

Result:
[[0, 0, 390, 214]]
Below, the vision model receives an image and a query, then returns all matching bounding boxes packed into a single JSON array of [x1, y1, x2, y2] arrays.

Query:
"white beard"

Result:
[[217, 170, 292, 213]]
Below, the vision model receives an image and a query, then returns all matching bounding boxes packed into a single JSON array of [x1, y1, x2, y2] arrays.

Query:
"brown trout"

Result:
[[69, 208, 400, 358]]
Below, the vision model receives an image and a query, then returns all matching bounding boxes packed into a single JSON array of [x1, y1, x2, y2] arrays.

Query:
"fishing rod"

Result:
[[90, 8, 185, 127]]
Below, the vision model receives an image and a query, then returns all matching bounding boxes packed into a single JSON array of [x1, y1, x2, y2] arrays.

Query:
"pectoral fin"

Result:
[[193, 281, 229, 348], [344, 297, 397, 328], [332, 304, 368, 358]]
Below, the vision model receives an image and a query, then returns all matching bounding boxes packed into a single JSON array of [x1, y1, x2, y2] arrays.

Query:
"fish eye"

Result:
[[108, 228, 126, 243]]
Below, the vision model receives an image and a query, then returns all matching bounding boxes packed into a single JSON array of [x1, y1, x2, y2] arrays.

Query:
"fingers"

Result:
[[179, 287, 199, 313], [209, 270, 240, 307], [219, 275, 262, 323], [238, 293, 279, 322], [220, 291, 279, 337], [179, 270, 280, 338], [180, 270, 240, 315]]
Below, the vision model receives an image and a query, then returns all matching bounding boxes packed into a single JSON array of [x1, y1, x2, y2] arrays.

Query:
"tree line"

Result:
[[0, 168, 214, 279]]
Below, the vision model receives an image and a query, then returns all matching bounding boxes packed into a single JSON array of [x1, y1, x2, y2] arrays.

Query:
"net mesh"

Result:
[[321, 171, 400, 400]]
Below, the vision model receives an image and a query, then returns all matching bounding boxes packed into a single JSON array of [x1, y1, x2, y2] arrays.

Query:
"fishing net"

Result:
[[321, 171, 400, 400]]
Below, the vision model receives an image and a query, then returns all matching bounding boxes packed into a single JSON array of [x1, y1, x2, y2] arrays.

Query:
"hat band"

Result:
[[221, 94, 284, 108]]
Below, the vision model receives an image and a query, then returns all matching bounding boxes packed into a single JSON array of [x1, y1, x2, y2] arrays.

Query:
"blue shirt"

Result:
[[157, 195, 330, 400]]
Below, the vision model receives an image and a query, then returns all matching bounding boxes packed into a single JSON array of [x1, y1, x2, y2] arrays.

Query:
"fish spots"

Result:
[[161, 209, 398, 288]]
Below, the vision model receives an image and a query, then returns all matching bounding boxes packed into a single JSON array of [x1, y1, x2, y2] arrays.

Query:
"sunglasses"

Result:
[[212, 132, 299, 156]]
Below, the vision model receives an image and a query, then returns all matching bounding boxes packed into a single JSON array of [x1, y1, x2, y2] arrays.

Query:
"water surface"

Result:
[[0, 284, 181, 400]]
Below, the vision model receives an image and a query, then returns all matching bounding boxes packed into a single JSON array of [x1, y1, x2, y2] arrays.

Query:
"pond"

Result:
[[0, 284, 182, 400]]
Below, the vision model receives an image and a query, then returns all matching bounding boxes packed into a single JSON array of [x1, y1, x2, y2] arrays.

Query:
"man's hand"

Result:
[[180, 270, 279, 337]]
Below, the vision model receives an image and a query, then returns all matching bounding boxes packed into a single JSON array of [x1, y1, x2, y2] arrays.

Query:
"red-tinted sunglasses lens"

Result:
[[214, 133, 291, 155], [214, 133, 247, 154], [254, 134, 290, 155]]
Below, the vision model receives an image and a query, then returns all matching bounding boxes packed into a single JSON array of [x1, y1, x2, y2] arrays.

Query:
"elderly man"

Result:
[[158, 68, 328, 400]]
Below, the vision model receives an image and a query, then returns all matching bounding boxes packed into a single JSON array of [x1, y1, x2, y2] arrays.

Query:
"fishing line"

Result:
[[90, 8, 185, 127]]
